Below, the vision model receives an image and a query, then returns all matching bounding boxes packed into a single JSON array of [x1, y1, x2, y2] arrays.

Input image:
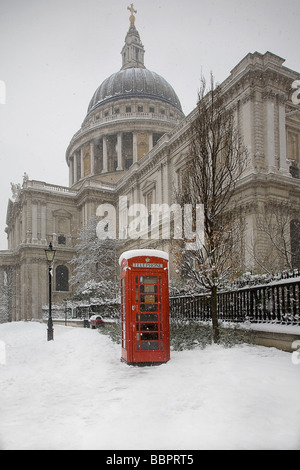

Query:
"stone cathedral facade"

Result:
[[1, 9, 300, 322]]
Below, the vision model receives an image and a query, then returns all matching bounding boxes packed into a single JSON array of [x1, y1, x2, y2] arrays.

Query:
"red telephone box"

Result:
[[119, 249, 170, 366]]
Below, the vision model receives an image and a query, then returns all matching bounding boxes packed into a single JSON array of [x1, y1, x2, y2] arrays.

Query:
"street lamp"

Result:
[[44, 242, 56, 341]]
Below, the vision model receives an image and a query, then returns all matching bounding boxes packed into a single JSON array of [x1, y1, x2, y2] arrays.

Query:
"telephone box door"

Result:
[[132, 272, 169, 363]]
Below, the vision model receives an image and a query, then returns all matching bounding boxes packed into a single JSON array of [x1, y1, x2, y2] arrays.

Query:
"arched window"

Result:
[[56, 265, 69, 292], [290, 219, 300, 269]]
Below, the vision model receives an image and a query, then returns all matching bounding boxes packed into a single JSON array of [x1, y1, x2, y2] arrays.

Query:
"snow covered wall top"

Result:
[[118, 249, 169, 265]]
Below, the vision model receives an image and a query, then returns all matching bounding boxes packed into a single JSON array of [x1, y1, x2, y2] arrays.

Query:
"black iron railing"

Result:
[[170, 278, 300, 326]]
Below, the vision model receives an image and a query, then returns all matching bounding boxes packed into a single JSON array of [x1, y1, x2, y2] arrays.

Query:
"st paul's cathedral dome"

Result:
[[66, 6, 184, 186], [87, 67, 183, 114]]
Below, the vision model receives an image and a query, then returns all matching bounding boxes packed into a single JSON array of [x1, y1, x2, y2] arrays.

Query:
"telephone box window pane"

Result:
[[142, 276, 157, 284], [141, 342, 159, 350], [140, 313, 158, 321], [141, 284, 157, 293], [140, 323, 158, 331], [140, 304, 157, 312], [140, 294, 157, 303], [141, 332, 159, 340]]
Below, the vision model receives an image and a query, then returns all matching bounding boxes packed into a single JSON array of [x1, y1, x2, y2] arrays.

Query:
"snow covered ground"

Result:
[[0, 321, 300, 450]]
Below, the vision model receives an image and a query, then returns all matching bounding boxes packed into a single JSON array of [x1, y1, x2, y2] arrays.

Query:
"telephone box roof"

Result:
[[119, 249, 169, 265]]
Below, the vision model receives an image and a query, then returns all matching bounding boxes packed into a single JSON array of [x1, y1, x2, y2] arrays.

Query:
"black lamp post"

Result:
[[44, 242, 56, 341]]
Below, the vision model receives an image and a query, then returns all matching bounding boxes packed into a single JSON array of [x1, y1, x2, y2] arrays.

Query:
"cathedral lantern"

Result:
[[119, 249, 170, 366]]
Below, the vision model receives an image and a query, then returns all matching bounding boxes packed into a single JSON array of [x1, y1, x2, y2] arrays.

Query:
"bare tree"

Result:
[[256, 202, 300, 273], [177, 74, 247, 342]]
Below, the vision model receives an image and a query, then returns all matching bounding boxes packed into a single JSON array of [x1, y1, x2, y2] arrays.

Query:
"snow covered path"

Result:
[[0, 321, 300, 450]]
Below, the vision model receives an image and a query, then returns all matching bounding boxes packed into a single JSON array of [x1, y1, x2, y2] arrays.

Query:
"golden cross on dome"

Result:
[[128, 3, 137, 27]]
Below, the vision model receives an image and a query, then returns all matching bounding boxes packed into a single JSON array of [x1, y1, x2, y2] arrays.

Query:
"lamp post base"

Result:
[[47, 318, 54, 341]]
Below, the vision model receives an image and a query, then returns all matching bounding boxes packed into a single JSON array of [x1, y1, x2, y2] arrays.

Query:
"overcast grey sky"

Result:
[[0, 0, 299, 250]]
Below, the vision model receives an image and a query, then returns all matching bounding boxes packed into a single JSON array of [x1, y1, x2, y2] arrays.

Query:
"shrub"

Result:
[[170, 319, 254, 350], [99, 318, 254, 351], [99, 320, 121, 344]]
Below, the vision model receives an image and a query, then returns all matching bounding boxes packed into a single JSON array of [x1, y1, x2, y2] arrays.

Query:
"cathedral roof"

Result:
[[87, 6, 182, 114], [87, 67, 183, 113]]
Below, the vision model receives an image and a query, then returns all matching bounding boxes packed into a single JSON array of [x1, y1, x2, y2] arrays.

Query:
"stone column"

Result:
[[116, 132, 123, 170], [102, 136, 108, 173], [133, 132, 138, 163], [241, 98, 254, 173], [278, 100, 288, 171], [265, 99, 276, 170], [80, 148, 84, 179], [41, 203, 47, 243], [21, 204, 26, 243], [73, 152, 78, 183], [32, 202, 38, 243], [90, 141, 95, 175], [69, 157, 73, 186], [31, 261, 39, 320], [26, 199, 32, 244], [149, 134, 153, 151]]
